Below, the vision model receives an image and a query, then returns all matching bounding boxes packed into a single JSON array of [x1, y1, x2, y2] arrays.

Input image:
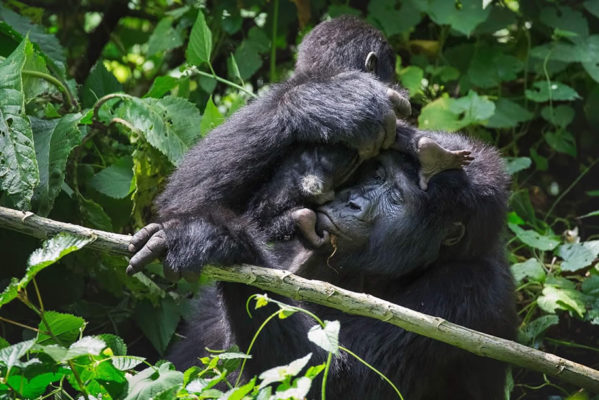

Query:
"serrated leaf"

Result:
[[64, 336, 105, 360], [0, 233, 93, 309], [0, 39, 39, 210], [200, 96, 224, 136], [37, 311, 85, 346], [145, 76, 179, 98], [116, 96, 203, 165], [307, 321, 340, 354], [504, 157, 531, 175], [0, 339, 35, 371], [89, 156, 134, 199], [112, 356, 146, 371], [525, 81, 581, 102], [31, 113, 82, 216], [186, 10, 212, 66], [511, 258, 546, 283], [508, 223, 560, 251], [231, 41, 263, 80]]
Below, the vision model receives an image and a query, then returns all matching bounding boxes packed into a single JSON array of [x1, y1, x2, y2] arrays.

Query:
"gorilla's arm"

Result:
[[128, 71, 405, 275]]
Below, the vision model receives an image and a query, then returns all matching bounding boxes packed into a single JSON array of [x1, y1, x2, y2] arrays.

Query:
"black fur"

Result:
[[169, 128, 517, 400]]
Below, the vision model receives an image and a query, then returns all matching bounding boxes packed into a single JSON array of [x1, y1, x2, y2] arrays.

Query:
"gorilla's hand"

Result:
[[127, 223, 167, 273]]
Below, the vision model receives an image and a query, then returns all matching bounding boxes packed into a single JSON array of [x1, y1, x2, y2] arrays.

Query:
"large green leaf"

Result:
[[367, 0, 421, 37], [134, 298, 180, 355], [0, 39, 39, 210], [525, 81, 581, 102], [511, 258, 546, 283], [508, 223, 560, 251], [537, 286, 586, 318], [200, 96, 224, 136], [558, 241, 599, 272], [419, 91, 494, 131], [124, 363, 183, 400], [307, 320, 340, 355], [89, 156, 134, 199], [486, 99, 533, 129], [539, 6, 589, 37], [467, 47, 522, 88], [420, 0, 490, 36], [37, 311, 86, 346], [81, 62, 122, 108], [31, 113, 82, 216], [115, 96, 203, 165], [186, 10, 212, 66], [0, 232, 93, 308], [147, 17, 184, 56]]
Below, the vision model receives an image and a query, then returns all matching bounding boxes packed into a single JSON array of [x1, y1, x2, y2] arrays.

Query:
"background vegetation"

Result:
[[0, 0, 598, 398]]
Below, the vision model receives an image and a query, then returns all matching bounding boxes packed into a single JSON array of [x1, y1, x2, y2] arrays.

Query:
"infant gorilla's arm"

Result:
[[127, 74, 406, 276]]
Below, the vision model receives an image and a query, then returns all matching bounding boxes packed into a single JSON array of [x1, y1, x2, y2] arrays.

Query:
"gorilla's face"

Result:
[[314, 151, 451, 277]]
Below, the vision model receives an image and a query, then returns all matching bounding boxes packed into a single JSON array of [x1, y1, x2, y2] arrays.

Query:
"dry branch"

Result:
[[1, 205, 598, 392]]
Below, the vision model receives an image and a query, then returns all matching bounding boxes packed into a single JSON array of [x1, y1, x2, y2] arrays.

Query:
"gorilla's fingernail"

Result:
[[126, 265, 135, 275], [128, 244, 136, 253]]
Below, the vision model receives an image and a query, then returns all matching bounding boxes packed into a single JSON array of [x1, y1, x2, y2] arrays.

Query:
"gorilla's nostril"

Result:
[[348, 201, 361, 210]]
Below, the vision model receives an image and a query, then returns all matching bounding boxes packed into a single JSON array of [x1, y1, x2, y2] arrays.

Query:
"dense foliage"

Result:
[[0, 0, 598, 398]]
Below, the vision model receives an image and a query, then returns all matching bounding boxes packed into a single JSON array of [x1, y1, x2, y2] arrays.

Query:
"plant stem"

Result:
[[194, 69, 257, 98], [321, 352, 332, 400], [22, 70, 77, 111], [270, 0, 279, 82]]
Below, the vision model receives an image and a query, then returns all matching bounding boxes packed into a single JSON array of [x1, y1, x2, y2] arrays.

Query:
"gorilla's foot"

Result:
[[292, 208, 330, 248], [417, 137, 474, 190]]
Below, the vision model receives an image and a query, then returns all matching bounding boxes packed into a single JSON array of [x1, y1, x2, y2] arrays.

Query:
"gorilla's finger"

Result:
[[163, 264, 181, 282], [129, 223, 163, 253], [387, 88, 411, 118], [126, 232, 167, 275], [382, 112, 397, 150]]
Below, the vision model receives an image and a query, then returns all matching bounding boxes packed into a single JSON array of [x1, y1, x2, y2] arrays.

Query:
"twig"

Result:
[[1, 206, 599, 392]]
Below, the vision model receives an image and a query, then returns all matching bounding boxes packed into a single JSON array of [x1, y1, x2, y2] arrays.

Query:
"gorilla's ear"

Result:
[[365, 52, 377, 72], [443, 222, 465, 246]]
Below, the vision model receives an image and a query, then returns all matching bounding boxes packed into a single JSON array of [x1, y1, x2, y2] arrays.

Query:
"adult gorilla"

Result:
[[169, 123, 517, 399]]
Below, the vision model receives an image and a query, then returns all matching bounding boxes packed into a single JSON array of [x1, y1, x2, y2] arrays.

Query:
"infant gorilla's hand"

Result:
[[355, 88, 411, 161]]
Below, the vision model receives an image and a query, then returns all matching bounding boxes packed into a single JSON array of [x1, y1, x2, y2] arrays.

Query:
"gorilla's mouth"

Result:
[[316, 210, 348, 239]]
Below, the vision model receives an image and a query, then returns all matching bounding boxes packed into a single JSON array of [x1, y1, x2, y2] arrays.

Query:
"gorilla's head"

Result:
[[312, 141, 509, 279], [295, 16, 396, 83]]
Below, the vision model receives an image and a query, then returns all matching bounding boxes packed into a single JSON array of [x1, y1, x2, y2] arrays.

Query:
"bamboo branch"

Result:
[[1, 205, 598, 392]]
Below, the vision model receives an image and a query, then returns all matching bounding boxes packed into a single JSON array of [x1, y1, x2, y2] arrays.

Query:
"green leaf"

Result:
[[367, 0, 421, 37], [134, 298, 180, 355], [79, 196, 113, 231], [0, 39, 39, 210], [220, 377, 256, 400], [525, 81, 581, 102], [31, 113, 82, 216], [422, 0, 491, 36], [508, 223, 560, 251], [504, 157, 531, 175], [486, 99, 533, 129], [232, 40, 263, 80], [540, 6, 588, 37], [541, 105, 575, 128], [420, 90, 495, 131], [399, 66, 423, 97], [0, 5, 66, 71], [258, 353, 312, 389], [112, 356, 146, 371], [145, 76, 179, 98], [200, 96, 224, 136], [37, 311, 86, 346], [0, 339, 35, 371], [585, 0, 599, 18], [89, 156, 134, 199], [545, 130, 576, 157], [307, 321, 340, 355], [81, 62, 122, 108], [467, 47, 522, 88], [511, 258, 546, 283], [115, 96, 203, 165], [327, 5, 361, 17], [582, 275, 599, 296], [537, 286, 586, 318], [147, 17, 184, 56], [558, 242, 599, 272], [186, 10, 212, 66], [518, 315, 559, 344], [273, 377, 313, 399], [124, 363, 183, 400], [199, 76, 216, 93]]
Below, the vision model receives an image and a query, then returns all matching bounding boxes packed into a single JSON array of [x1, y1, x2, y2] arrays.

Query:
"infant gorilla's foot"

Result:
[[417, 137, 474, 190], [292, 208, 330, 248]]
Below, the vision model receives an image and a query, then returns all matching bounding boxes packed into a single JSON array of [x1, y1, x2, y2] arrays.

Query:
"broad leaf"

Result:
[[519, 315, 559, 344], [511, 258, 546, 283], [486, 99, 533, 129], [545, 130, 576, 157], [258, 353, 312, 389], [558, 241, 599, 272], [525, 81, 580, 102], [504, 157, 531, 175], [508, 223, 560, 251], [147, 17, 184, 56], [89, 156, 134, 199], [541, 105, 574, 128], [124, 363, 183, 400], [537, 286, 586, 318], [37, 311, 86, 346], [200, 96, 224, 135], [0, 39, 39, 210], [134, 298, 180, 355], [186, 10, 212, 66], [421, 0, 491, 36], [81, 62, 122, 108], [31, 113, 82, 216], [0, 339, 35, 371], [307, 321, 340, 354]]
